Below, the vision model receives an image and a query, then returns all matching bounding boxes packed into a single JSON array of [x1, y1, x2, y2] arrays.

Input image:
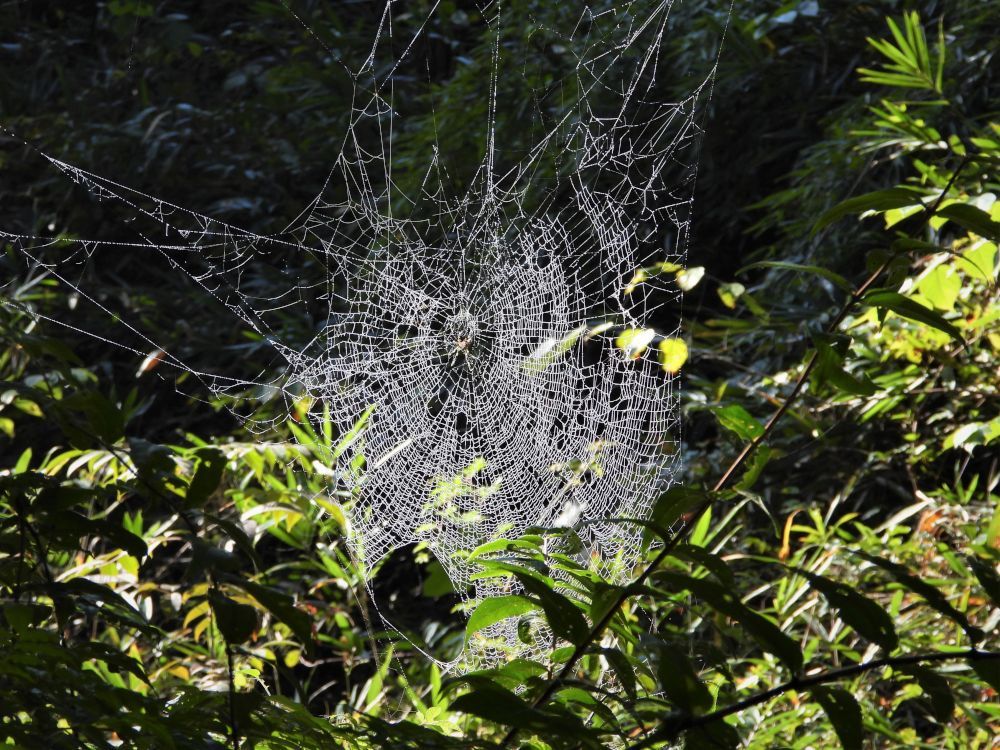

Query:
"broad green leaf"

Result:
[[814, 187, 928, 233], [449, 680, 590, 736], [659, 338, 688, 374], [813, 687, 863, 750], [596, 647, 638, 701], [861, 290, 963, 343], [813, 338, 878, 397], [682, 721, 740, 749], [955, 239, 997, 282], [917, 265, 961, 311], [674, 544, 736, 587], [737, 261, 852, 292], [734, 445, 771, 491], [792, 568, 898, 651], [658, 572, 803, 672], [466, 595, 538, 638], [713, 404, 764, 441], [855, 551, 983, 642]]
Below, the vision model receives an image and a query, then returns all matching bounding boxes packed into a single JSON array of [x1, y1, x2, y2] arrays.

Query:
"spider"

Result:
[[446, 335, 472, 367]]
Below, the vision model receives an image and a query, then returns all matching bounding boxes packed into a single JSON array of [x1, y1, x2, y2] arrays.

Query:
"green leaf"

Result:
[[936, 203, 1000, 241], [466, 595, 538, 639], [658, 572, 803, 672], [734, 445, 771, 491], [861, 290, 963, 344], [596, 648, 638, 701], [514, 572, 590, 646], [855, 551, 983, 642], [813, 687, 863, 750], [657, 645, 713, 714], [917, 264, 962, 311], [208, 590, 258, 644], [792, 568, 898, 651], [737, 261, 852, 292], [814, 187, 928, 233], [897, 664, 954, 722], [713, 404, 764, 441], [616, 328, 656, 359]]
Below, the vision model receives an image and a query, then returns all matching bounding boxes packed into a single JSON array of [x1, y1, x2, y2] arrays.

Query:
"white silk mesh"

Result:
[[3, 0, 721, 665]]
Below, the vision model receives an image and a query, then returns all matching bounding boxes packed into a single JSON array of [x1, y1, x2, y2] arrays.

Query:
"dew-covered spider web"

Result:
[[3, 1, 726, 666]]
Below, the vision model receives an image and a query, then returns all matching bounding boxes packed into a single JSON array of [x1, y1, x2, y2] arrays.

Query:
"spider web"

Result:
[[3, 1, 724, 666]]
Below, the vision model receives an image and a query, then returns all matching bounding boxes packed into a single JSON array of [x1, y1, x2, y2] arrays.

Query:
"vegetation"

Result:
[[1, 1, 998, 748]]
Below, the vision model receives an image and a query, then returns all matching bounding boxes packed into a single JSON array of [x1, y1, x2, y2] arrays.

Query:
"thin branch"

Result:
[[639, 648, 1000, 747]]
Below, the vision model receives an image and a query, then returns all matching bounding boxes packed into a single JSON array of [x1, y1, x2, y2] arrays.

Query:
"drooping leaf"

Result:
[[231, 578, 314, 652], [813, 687, 863, 750], [861, 290, 963, 343], [658, 572, 803, 672], [855, 551, 983, 642], [642, 486, 713, 549], [186, 447, 226, 507], [937, 203, 1000, 241], [965, 556, 1000, 606], [814, 187, 928, 233], [970, 656, 1000, 694], [792, 568, 898, 651], [682, 721, 740, 750]]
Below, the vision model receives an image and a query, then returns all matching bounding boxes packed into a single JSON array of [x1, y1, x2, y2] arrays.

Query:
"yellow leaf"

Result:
[[658, 338, 688, 374]]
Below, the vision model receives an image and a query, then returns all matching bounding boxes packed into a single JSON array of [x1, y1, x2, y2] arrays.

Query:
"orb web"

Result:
[[2, 1, 724, 665]]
